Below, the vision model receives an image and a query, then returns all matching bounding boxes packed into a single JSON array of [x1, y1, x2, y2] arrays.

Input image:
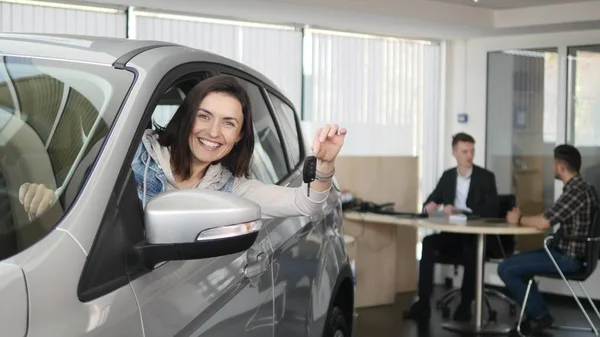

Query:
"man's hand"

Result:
[[18, 183, 55, 217], [506, 207, 521, 226], [443, 204, 457, 215], [424, 201, 439, 213]]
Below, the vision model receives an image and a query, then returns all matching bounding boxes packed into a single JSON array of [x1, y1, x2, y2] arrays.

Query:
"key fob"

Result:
[[303, 156, 317, 183]]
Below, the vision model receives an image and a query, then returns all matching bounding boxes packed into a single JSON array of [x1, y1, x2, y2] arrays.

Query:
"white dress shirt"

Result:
[[455, 168, 473, 213]]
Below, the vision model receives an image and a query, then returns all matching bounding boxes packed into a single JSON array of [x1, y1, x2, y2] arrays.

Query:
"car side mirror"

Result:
[[133, 189, 262, 269]]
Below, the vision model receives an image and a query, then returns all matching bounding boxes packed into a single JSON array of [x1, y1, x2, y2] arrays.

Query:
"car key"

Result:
[[303, 156, 317, 197]]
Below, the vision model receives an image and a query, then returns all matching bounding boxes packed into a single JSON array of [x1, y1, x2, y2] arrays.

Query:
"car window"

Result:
[[151, 86, 185, 129], [0, 56, 134, 261], [234, 78, 289, 184], [268, 92, 301, 168], [150, 75, 211, 129]]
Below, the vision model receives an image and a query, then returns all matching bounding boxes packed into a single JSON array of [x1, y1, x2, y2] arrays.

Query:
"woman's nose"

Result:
[[208, 122, 220, 137]]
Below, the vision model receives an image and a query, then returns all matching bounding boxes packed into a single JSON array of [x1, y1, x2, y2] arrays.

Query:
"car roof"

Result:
[[0, 33, 280, 90]]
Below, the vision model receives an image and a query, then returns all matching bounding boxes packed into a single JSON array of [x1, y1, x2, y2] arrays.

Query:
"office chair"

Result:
[[516, 197, 600, 337], [435, 194, 520, 322]]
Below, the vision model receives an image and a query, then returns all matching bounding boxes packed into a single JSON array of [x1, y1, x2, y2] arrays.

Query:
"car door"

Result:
[[120, 67, 276, 337]]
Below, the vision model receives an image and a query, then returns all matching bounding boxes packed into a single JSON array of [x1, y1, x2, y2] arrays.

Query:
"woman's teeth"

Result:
[[199, 138, 221, 149]]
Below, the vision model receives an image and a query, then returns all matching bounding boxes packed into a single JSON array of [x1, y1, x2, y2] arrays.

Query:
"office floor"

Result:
[[355, 286, 598, 337]]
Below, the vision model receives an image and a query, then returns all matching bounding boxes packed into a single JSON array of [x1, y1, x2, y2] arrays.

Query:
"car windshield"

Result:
[[0, 55, 134, 260]]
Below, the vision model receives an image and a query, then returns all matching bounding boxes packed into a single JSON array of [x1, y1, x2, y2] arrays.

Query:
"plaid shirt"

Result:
[[544, 175, 597, 260]]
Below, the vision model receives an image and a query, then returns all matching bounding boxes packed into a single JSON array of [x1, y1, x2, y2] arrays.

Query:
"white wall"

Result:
[[494, 1, 600, 29], [442, 29, 600, 299]]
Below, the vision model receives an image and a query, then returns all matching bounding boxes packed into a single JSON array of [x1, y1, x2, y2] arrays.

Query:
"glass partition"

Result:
[[486, 48, 559, 216], [567, 45, 600, 194]]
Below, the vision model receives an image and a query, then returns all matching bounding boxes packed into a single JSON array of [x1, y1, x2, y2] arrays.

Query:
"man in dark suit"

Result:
[[405, 132, 499, 322]]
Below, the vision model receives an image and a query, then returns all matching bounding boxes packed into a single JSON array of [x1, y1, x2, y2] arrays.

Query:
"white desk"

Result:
[[343, 211, 543, 335]]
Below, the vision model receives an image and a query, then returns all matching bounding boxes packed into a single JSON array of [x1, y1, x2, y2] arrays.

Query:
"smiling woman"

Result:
[[153, 76, 255, 189]]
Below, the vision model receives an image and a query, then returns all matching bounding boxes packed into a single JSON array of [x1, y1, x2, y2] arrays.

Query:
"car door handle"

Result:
[[244, 252, 270, 279]]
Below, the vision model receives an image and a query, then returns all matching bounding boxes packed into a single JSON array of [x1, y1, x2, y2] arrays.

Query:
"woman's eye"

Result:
[[198, 114, 209, 120], [224, 121, 235, 127]]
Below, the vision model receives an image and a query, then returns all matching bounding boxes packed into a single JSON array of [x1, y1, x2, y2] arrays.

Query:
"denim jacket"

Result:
[[131, 141, 234, 208]]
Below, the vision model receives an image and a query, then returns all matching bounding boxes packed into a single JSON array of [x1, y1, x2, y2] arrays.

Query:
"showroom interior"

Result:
[[3, 0, 600, 336]]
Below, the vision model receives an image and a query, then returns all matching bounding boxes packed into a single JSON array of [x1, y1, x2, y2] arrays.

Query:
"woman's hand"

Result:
[[312, 124, 347, 173]]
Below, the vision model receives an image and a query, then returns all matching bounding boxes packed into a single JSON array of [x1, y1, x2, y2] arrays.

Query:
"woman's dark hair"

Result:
[[154, 75, 254, 179]]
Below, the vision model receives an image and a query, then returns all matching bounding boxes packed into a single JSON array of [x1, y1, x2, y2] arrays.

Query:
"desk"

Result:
[[343, 211, 543, 335]]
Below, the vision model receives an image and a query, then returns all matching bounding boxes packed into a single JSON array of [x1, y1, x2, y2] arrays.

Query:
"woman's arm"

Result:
[[232, 177, 331, 219], [232, 123, 345, 219]]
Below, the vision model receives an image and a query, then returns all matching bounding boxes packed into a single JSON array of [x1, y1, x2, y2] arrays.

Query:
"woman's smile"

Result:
[[198, 138, 222, 151]]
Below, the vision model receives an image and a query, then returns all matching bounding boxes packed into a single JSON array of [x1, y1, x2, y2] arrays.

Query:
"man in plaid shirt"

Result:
[[498, 144, 598, 336]]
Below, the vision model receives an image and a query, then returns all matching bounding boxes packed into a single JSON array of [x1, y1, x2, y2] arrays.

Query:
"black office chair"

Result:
[[516, 196, 600, 337], [435, 194, 520, 322]]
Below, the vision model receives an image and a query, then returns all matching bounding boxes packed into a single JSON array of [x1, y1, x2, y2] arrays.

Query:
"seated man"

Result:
[[405, 132, 499, 321], [499, 144, 597, 336]]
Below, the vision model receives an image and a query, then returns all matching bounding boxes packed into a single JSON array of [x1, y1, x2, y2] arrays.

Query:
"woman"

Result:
[[20, 75, 347, 219]]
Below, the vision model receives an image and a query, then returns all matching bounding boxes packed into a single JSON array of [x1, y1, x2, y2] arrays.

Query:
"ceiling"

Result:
[[80, 0, 600, 40], [428, 0, 598, 10]]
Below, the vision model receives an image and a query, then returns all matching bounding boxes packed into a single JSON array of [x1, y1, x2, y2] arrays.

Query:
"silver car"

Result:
[[0, 33, 354, 337]]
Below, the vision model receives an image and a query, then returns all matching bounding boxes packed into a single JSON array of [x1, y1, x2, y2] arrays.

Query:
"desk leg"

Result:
[[441, 234, 512, 335]]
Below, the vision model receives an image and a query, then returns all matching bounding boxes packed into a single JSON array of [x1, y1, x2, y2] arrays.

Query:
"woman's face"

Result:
[[188, 92, 244, 166]]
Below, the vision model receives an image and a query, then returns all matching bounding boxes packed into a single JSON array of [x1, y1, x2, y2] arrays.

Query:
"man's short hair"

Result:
[[452, 132, 475, 148], [554, 144, 582, 173]]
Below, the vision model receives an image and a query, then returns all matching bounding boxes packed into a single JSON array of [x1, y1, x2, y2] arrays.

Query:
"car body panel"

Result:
[[0, 262, 28, 337], [269, 170, 348, 337], [2, 230, 143, 337], [0, 33, 174, 66]]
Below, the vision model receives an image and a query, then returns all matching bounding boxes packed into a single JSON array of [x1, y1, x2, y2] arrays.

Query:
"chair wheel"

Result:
[[489, 310, 497, 323], [509, 304, 517, 316], [442, 306, 450, 319]]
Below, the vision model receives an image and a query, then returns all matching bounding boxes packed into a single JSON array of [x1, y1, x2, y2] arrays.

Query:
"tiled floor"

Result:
[[355, 286, 598, 337]]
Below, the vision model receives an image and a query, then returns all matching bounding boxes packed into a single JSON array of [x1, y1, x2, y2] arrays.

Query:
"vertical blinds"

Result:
[[301, 28, 441, 158], [133, 11, 303, 110], [0, 1, 126, 37], [420, 44, 442, 208]]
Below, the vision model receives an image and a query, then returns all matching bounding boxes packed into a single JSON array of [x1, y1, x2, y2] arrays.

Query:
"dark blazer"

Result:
[[424, 165, 500, 218]]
